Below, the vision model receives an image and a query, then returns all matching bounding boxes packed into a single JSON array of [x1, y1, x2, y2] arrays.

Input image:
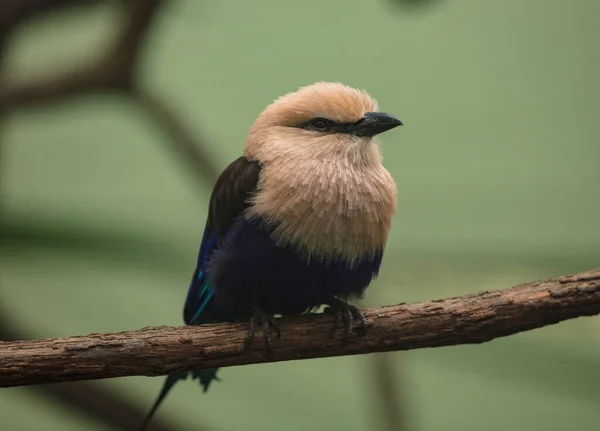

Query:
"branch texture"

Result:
[[0, 313, 191, 431], [1, 269, 599, 388]]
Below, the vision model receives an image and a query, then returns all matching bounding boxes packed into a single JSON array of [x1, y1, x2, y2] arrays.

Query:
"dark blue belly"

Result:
[[206, 217, 383, 320]]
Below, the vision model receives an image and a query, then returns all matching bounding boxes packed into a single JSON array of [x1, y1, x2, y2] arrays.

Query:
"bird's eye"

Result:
[[298, 117, 336, 132], [311, 118, 329, 129], [306, 118, 332, 131]]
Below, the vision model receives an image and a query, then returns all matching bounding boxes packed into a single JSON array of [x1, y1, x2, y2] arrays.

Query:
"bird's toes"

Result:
[[328, 307, 343, 338], [244, 308, 280, 353], [326, 299, 369, 342], [348, 303, 370, 335], [244, 313, 258, 351]]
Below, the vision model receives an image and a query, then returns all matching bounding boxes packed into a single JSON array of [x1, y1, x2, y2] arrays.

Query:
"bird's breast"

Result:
[[246, 159, 397, 264]]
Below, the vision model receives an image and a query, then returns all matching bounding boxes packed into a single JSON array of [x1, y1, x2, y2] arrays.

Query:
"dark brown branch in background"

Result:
[[1, 269, 599, 388], [37, 384, 187, 431], [0, 0, 219, 428], [0, 0, 220, 185], [361, 291, 410, 431], [369, 353, 408, 431], [0, 0, 106, 33], [0, 0, 158, 106], [132, 88, 220, 183]]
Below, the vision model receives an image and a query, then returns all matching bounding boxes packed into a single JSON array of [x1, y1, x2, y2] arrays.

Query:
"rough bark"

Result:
[[1, 269, 599, 388], [0, 317, 193, 431]]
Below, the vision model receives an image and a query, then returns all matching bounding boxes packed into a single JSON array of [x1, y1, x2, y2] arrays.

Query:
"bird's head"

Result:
[[244, 82, 402, 165]]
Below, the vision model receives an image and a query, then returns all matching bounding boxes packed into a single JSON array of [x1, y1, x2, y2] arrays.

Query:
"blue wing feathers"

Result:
[[183, 229, 218, 325], [142, 158, 260, 429], [188, 273, 215, 325]]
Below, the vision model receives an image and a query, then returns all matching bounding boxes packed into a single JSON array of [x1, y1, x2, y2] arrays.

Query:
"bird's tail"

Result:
[[140, 368, 220, 430], [140, 372, 186, 430]]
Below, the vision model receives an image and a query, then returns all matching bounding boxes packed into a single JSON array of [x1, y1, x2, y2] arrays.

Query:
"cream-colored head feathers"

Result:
[[244, 82, 397, 264], [251, 81, 378, 127]]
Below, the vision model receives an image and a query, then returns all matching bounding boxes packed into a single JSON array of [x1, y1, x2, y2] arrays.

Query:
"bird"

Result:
[[141, 82, 401, 429]]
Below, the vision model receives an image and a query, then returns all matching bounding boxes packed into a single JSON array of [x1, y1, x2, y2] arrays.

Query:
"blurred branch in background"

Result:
[[0, 0, 220, 429], [0, 1, 106, 32], [2, 268, 599, 388], [386, 0, 441, 13], [0, 0, 156, 105], [363, 290, 410, 431], [132, 88, 220, 185], [0, 0, 220, 184], [368, 353, 409, 431]]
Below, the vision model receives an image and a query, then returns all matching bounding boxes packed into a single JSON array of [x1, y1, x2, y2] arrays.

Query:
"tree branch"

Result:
[[0, 0, 164, 108], [368, 353, 409, 431], [131, 88, 220, 184], [0, 314, 192, 431], [1, 269, 599, 388], [0, 0, 221, 187], [0, 0, 109, 33]]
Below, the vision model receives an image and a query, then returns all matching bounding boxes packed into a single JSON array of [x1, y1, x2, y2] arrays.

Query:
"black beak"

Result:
[[347, 112, 403, 137]]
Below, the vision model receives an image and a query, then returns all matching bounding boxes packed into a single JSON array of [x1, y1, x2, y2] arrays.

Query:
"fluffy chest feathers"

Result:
[[246, 154, 397, 263]]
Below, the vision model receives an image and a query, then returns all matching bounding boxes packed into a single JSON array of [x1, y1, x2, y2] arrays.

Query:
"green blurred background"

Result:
[[1, 0, 599, 430]]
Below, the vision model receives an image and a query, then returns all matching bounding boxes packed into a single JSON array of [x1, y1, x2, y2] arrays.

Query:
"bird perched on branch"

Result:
[[142, 82, 402, 428]]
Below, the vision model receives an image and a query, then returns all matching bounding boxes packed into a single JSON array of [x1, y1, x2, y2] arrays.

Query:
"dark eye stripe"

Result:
[[297, 116, 368, 135], [300, 117, 335, 132]]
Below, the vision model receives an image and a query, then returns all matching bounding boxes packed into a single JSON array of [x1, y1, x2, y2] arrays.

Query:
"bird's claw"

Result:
[[244, 307, 281, 353], [326, 298, 370, 342]]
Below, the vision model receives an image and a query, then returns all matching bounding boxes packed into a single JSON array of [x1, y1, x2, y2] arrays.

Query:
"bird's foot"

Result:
[[244, 307, 281, 353], [325, 298, 370, 342]]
